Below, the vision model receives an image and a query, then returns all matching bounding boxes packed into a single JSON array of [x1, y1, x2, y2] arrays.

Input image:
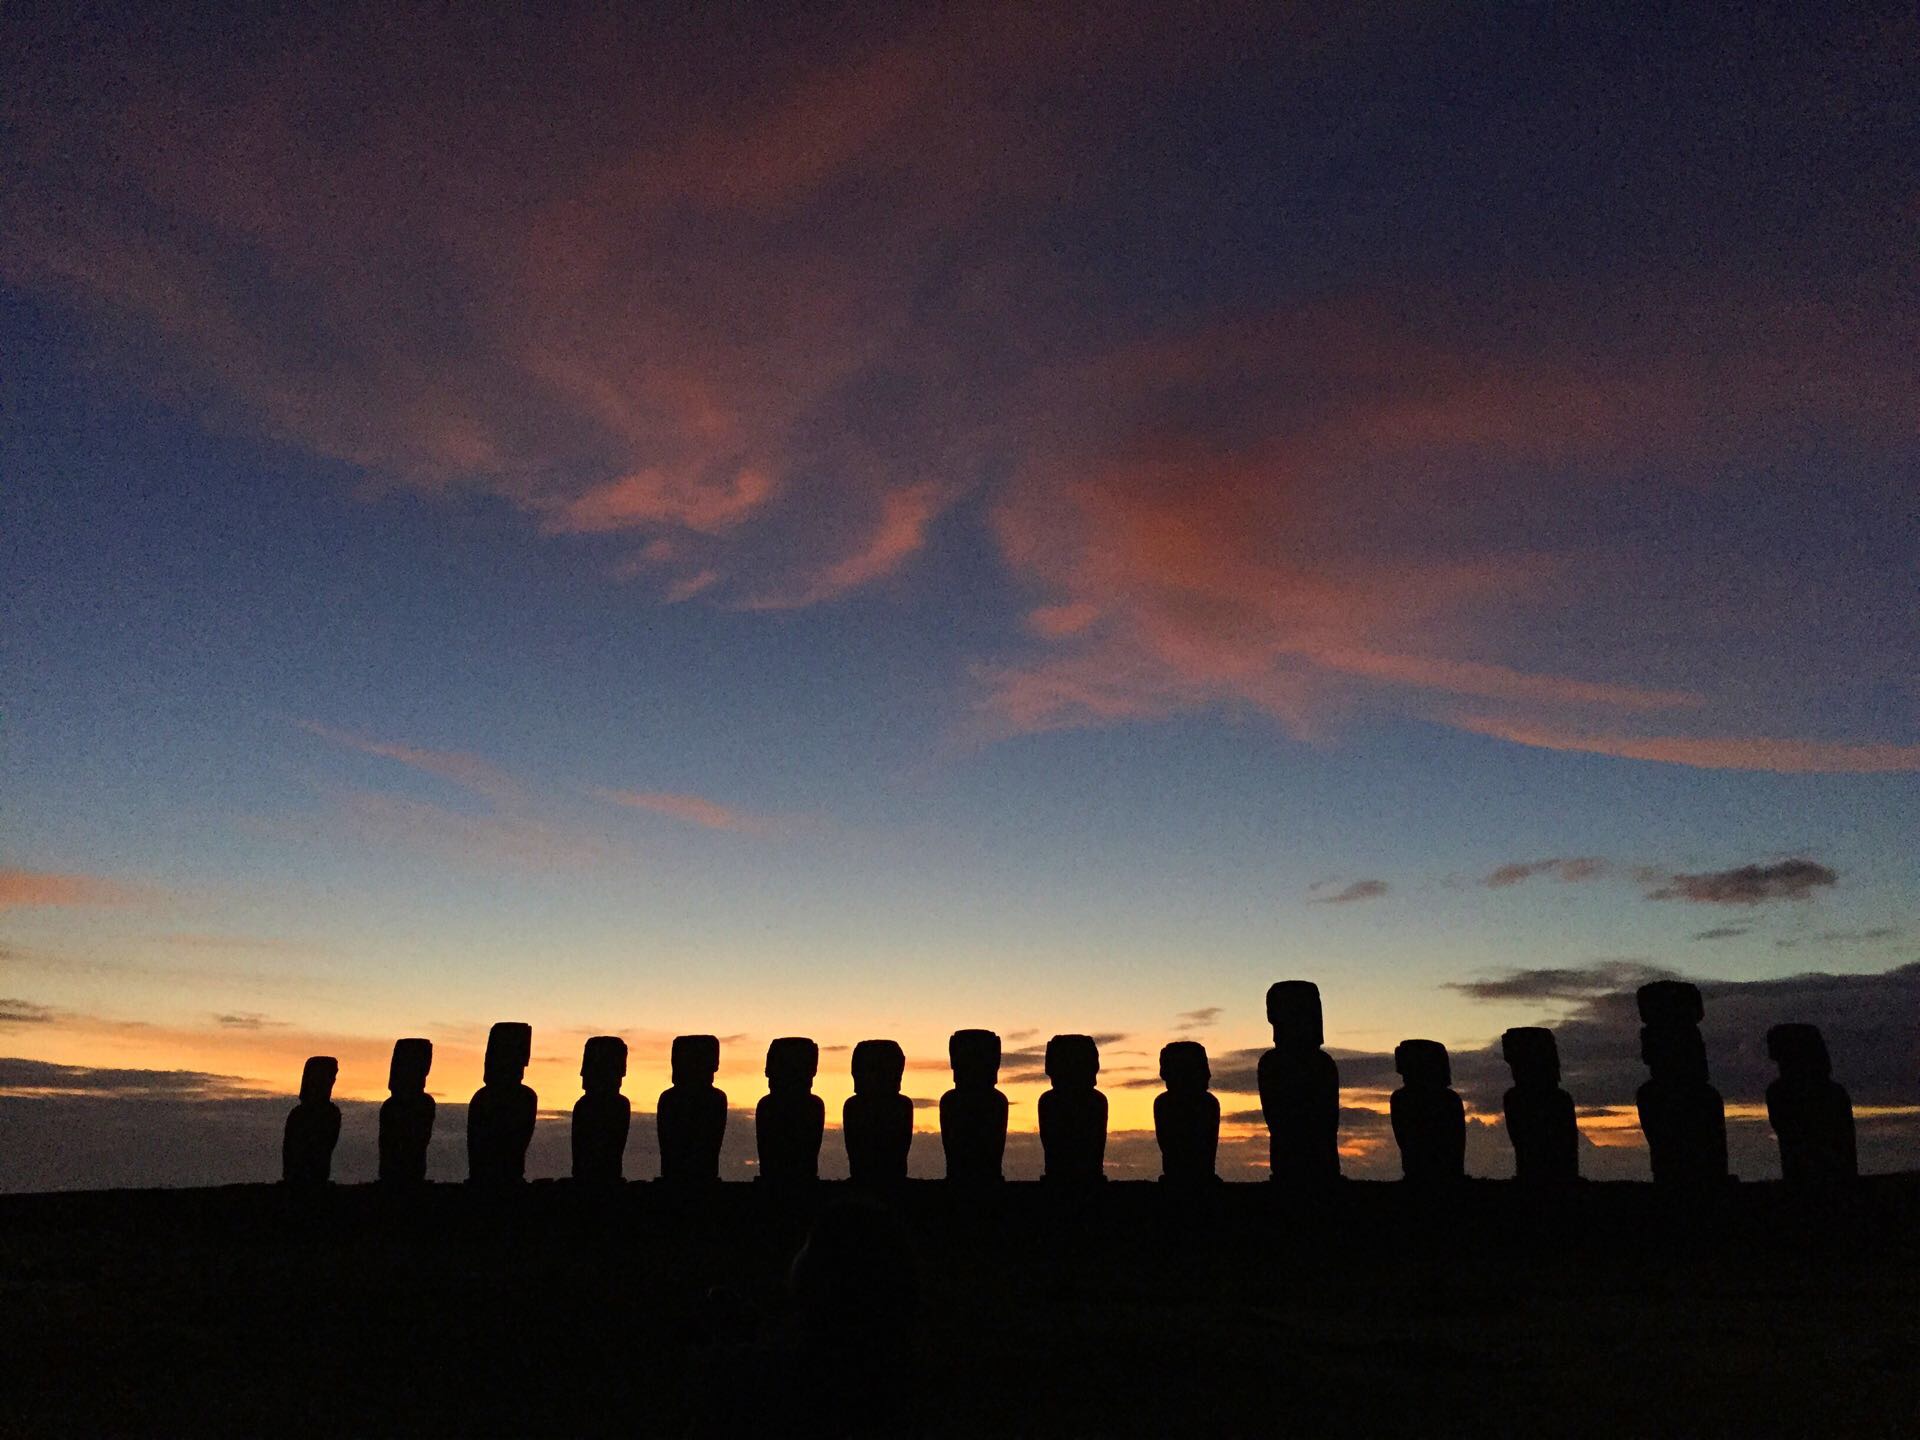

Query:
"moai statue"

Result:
[[467, 1021, 537, 1185], [1257, 980, 1342, 1183], [282, 1055, 341, 1186], [844, 1039, 913, 1184], [1391, 1039, 1466, 1182], [1766, 1023, 1857, 1183], [378, 1038, 435, 1184], [756, 1037, 824, 1182], [1501, 1027, 1578, 1184], [571, 1035, 631, 1184], [940, 1029, 1008, 1183], [1038, 1034, 1107, 1183], [657, 1034, 728, 1183], [1154, 1040, 1220, 1182], [1635, 981, 1728, 1184]]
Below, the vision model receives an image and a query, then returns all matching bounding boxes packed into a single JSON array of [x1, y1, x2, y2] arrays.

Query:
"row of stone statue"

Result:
[[281, 979, 1859, 1187]]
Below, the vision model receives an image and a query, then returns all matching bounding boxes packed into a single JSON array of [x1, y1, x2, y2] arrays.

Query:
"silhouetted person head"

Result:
[[1040, 1034, 1107, 1182], [844, 1039, 913, 1184], [1634, 983, 1728, 1184], [283, 1055, 341, 1186], [658, 1034, 728, 1183], [757, 1037, 825, 1182], [941, 1029, 1008, 1182], [379, 1038, 435, 1184], [1266, 980, 1324, 1048], [1259, 979, 1342, 1183], [468, 1021, 538, 1185], [1391, 1039, 1465, 1182], [1500, 1026, 1577, 1184], [1766, 1022, 1857, 1183], [1154, 1041, 1220, 1182]]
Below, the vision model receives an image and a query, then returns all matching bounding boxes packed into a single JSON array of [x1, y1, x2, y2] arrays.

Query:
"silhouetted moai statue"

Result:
[[467, 1021, 537, 1185], [1501, 1026, 1578, 1184], [1635, 981, 1728, 1184], [1258, 980, 1342, 1183], [1391, 1039, 1466, 1182], [282, 1055, 341, 1186], [1766, 1023, 1857, 1183], [658, 1034, 727, 1183], [1154, 1040, 1220, 1182], [756, 1036, 824, 1183], [844, 1038, 913, 1184], [940, 1028, 1008, 1183], [378, 1038, 435, 1184], [571, 1035, 631, 1184], [1039, 1034, 1107, 1183]]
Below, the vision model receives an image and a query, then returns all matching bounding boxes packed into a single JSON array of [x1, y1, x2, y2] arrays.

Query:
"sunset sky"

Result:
[[3, 1, 1916, 1186]]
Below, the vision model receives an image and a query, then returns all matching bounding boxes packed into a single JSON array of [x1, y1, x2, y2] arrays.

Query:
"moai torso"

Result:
[[1765, 1023, 1857, 1183], [756, 1037, 824, 1182], [283, 1056, 341, 1186], [1391, 1040, 1465, 1182], [1154, 1040, 1220, 1182], [1635, 984, 1727, 1185], [844, 1039, 912, 1184], [940, 1029, 1008, 1182], [1258, 981, 1342, 1182], [658, 1034, 728, 1182], [1501, 1027, 1578, 1184], [1039, 1035, 1107, 1182], [571, 1035, 631, 1184], [379, 1038, 435, 1184], [468, 1021, 537, 1184]]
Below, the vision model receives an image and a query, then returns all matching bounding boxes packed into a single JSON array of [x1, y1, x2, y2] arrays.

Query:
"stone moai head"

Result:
[[1266, 980, 1324, 1048], [766, 1036, 819, 1093], [1636, 980, 1704, 1028], [1394, 1039, 1451, 1088], [1044, 1034, 1100, 1090], [1767, 1022, 1832, 1079], [948, 1029, 1001, 1088], [581, 1035, 628, 1094], [484, 1021, 533, 1085], [1639, 1022, 1709, 1082], [1501, 1026, 1560, 1087], [388, 1038, 432, 1095], [1159, 1040, 1210, 1094], [671, 1034, 720, 1086], [851, 1039, 906, 1097], [300, 1055, 338, 1104]]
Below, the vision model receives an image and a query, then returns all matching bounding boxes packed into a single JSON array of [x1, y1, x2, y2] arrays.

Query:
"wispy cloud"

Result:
[[1449, 715, 1920, 774], [1690, 926, 1749, 942], [297, 720, 521, 801], [0, 999, 58, 1026], [1776, 927, 1901, 950], [1311, 879, 1389, 905], [0, 868, 149, 910], [212, 1012, 287, 1031], [1173, 1007, 1221, 1031], [590, 787, 784, 836], [1483, 857, 1608, 888], [1646, 858, 1838, 905]]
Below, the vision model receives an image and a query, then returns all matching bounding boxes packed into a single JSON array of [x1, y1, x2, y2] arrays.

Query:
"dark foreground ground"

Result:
[[1, 1177, 1915, 1437]]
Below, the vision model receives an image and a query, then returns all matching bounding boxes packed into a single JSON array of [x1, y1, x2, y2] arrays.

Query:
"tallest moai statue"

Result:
[[1257, 981, 1341, 1183], [1635, 981, 1728, 1185]]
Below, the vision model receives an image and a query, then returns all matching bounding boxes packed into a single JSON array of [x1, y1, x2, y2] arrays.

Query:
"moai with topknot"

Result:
[[1501, 1027, 1578, 1184], [1766, 1023, 1857, 1183], [844, 1039, 913, 1184], [282, 1056, 341, 1186], [657, 1034, 728, 1182], [940, 1029, 1008, 1183], [1635, 981, 1728, 1184], [571, 1035, 631, 1183], [1154, 1040, 1220, 1182], [1257, 980, 1342, 1183], [1039, 1034, 1107, 1183], [756, 1037, 824, 1182], [467, 1021, 537, 1185], [1391, 1039, 1466, 1182], [378, 1038, 435, 1184]]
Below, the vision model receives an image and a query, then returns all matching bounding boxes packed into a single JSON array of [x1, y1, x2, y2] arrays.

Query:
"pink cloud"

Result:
[[1450, 715, 1920, 774], [296, 721, 521, 801], [0, 869, 148, 910], [590, 789, 781, 837]]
